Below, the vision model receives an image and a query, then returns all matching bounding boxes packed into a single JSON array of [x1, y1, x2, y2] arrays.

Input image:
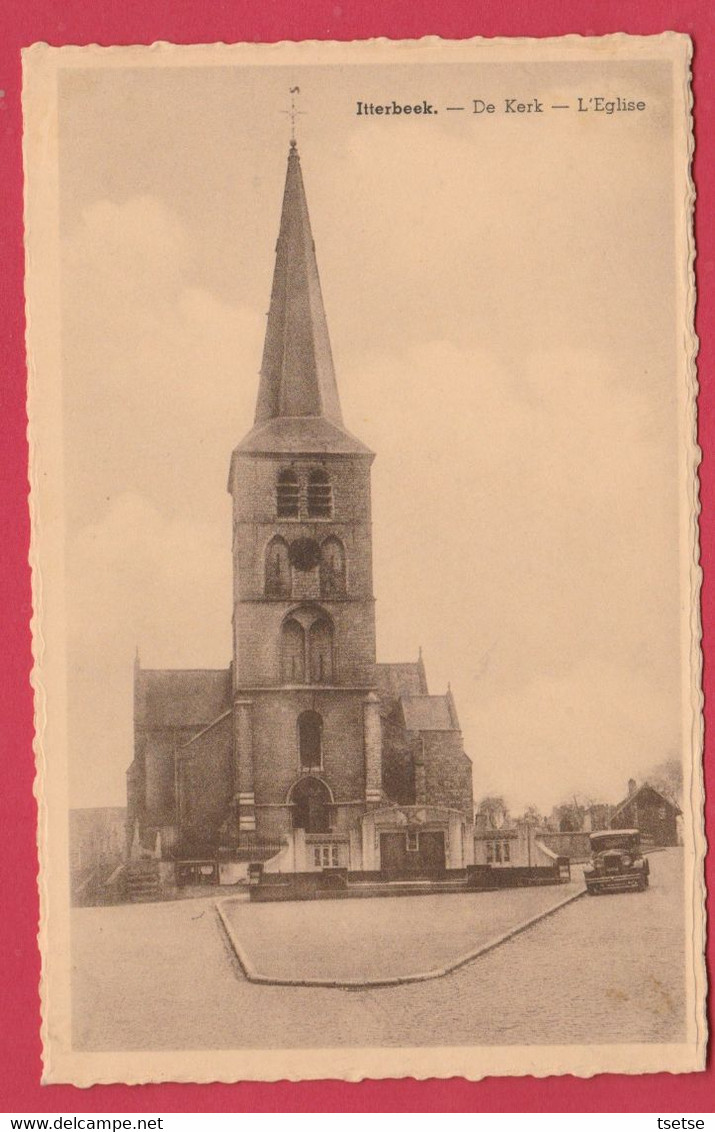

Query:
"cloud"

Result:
[[465, 662, 681, 814], [59, 176, 682, 816], [312, 119, 673, 370], [340, 338, 681, 812], [62, 195, 264, 531], [67, 493, 232, 807]]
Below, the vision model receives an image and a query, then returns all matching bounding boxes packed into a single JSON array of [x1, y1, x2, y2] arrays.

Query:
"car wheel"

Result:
[[637, 876, 647, 891]]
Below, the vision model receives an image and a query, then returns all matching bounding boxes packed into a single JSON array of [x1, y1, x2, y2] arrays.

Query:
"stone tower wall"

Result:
[[229, 451, 376, 688]]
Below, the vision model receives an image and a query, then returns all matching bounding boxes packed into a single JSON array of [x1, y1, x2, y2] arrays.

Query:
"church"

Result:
[[127, 139, 475, 883]]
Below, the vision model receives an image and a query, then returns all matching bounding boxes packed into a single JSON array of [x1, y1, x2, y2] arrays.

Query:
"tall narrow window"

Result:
[[307, 468, 333, 518], [265, 536, 291, 598], [309, 618, 334, 683], [320, 537, 346, 597], [281, 618, 305, 683], [298, 710, 323, 769], [277, 469, 300, 517]]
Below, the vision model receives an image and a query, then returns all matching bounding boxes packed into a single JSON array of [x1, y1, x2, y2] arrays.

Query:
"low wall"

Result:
[[249, 867, 349, 902], [538, 831, 592, 860], [249, 867, 471, 902], [466, 862, 569, 890]]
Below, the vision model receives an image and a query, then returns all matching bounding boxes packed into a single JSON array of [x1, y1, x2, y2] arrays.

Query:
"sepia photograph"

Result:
[[23, 35, 705, 1084]]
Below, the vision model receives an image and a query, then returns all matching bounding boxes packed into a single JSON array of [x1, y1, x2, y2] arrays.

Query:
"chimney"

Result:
[[628, 777, 637, 797]]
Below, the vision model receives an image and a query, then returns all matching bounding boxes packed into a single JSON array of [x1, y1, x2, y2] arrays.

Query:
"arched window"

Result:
[[307, 467, 333, 518], [298, 710, 323, 769], [281, 618, 305, 683], [290, 776, 332, 833], [276, 468, 300, 518], [309, 618, 334, 684], [320, 536, 346, 597], [265, 536, 291, 598]]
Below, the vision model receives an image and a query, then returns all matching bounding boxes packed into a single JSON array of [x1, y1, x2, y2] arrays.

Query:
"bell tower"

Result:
[[227, 140, 380, 842]]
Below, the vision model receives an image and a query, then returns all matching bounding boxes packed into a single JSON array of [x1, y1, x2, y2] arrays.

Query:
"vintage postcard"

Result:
[[24, 35, 705, 1084]]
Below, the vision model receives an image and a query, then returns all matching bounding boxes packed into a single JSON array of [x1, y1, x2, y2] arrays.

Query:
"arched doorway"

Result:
[[290, 776, 332, 833]]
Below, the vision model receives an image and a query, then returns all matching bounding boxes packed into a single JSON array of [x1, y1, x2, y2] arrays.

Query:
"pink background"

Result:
[[0, 0, 711, 1112]]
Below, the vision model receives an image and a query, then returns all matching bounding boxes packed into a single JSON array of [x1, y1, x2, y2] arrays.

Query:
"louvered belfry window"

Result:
[[307, 467, 333, 517], [277, 468, 300, 517]]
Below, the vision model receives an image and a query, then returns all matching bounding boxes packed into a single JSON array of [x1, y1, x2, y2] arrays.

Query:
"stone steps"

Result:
[[125, 859, 162, 902]]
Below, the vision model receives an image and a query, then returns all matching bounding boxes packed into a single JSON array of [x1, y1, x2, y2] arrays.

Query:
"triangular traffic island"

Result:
[[217, 881, 586, 989]]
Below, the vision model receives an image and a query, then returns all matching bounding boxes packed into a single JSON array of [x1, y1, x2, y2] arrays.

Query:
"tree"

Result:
[[521, 804, 543, 825], [644, 756, 682, 805], [554, 800, 584, 832]]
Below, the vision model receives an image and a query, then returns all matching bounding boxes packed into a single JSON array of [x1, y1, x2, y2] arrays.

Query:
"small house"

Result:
[[610, 780, 681, 847]]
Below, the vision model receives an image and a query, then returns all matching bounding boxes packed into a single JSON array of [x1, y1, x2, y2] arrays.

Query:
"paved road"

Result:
[[72, 849, 686, 1051]]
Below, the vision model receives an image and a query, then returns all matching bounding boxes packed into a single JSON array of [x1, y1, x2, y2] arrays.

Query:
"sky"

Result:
[[57, 55, 683, 814]]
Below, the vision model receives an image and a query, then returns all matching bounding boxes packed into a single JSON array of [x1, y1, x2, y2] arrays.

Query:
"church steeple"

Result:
[[228, 136, 377, 694], [254, 141, 343, 427], [232, 141, 371, 459]]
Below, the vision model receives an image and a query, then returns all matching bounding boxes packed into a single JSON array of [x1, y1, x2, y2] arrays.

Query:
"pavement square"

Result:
[[219, 879, 585, 984], [70, 850, 684, 1050]]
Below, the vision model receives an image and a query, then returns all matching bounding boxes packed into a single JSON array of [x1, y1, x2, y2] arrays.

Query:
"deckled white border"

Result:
[[23, 33, 705, 1085]]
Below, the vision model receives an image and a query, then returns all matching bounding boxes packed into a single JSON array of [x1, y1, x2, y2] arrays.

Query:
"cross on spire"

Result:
[[282, 85, 305, 145], [231, 116, 374, 461]]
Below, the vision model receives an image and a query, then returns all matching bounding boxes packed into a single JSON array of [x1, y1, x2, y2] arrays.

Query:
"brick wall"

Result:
[[233, 601, 376, 688], [381, 715, 418, 804], [176, 713, 234, 852], [380, 712, 473, 819], [422, 731, 473, 815], [230, 452, 376, 687], [250, 689, 366, 800]]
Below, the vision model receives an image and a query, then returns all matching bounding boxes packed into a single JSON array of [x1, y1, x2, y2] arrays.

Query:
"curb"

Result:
[[216, 884, 587, 990]]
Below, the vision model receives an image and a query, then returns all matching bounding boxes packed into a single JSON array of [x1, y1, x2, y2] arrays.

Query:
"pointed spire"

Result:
[[254, 143, 344, 427]]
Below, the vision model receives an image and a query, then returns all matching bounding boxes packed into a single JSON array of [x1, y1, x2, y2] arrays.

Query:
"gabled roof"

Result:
[[611, 781, 682, 821], [399, 694, 458, 732], [375, 661, 428, 702], [179, 708, 233, 752], [135, 668, 232, 729]]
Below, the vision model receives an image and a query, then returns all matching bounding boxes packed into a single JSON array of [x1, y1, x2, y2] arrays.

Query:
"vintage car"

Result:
[[583, 829, 649, 894]]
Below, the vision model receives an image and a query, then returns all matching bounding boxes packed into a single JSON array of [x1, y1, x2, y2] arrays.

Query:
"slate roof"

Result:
[[255, 142, 343, 428], [232, 415, 372, 458], [374, 661, 427, 702], [611, 781, 682, 821], [231, 144, 373, 466], [399, 694, 458, 732], [135, 668, 232, 729]]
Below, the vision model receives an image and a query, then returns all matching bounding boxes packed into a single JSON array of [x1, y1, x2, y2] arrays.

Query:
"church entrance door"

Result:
[[379, 831, 446, 880], [290, 776, 331, 833]]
